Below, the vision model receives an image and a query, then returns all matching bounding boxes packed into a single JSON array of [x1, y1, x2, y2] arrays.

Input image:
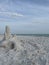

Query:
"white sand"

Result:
[[0, 35, 49, 65]]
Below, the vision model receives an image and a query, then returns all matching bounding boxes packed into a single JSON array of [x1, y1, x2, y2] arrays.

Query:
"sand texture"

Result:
[[0, 35, 49, 65], [0, 26, 49, 65]]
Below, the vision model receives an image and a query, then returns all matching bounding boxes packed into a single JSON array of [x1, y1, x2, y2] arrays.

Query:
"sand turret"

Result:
[[4, 26, 12, 40]]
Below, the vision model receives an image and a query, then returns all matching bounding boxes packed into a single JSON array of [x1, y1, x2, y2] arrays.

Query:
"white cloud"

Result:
[[0, 11, 23, 17]]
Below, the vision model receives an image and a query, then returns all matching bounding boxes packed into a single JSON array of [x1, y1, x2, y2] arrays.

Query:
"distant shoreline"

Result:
[[16, 34, 49, 37], [0, 34, 49, 37]]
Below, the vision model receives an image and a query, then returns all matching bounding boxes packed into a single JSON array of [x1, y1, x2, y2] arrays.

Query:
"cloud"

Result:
[[0, 11, 23, 17]]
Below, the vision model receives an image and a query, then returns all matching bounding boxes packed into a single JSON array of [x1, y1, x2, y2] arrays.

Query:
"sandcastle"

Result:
[[0, 26, 23, 51]]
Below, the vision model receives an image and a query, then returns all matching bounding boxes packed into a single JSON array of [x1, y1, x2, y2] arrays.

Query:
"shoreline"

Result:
[[0, 34, 49, 36]]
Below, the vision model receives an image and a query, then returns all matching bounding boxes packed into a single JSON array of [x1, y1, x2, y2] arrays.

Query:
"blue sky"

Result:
[[0, 0, 49, 34]]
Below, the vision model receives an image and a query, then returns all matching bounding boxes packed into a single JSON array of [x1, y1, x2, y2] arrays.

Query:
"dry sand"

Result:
[[0, 35, 49, 65]]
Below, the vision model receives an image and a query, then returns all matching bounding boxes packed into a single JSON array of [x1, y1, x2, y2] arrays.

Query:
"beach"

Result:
[[0, 35, 49, 65]]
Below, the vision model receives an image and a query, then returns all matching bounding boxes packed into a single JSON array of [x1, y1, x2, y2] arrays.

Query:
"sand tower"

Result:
[[4, 26, 12, 40]]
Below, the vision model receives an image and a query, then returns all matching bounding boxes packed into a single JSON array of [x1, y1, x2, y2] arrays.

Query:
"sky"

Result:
[[0, 0, 49, 34]]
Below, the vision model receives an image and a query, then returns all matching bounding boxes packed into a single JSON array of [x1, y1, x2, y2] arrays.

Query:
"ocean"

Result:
[[16, 34, 49, 37]]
